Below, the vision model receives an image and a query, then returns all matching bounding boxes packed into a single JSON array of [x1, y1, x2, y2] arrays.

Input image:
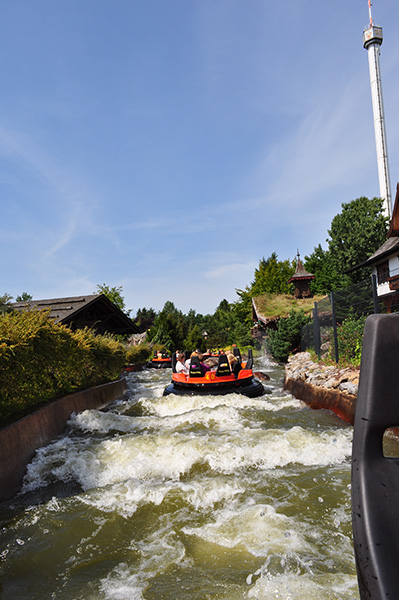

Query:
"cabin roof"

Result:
[[388, 183, 399, 237], [364, 237, 399, 266], [288, 258, 315, 283], [10, 294, 138, 335]]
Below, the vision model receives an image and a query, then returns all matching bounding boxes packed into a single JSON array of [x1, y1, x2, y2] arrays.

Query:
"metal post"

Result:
[[313, 303, 321, 357], [330, 291, 339, 364]]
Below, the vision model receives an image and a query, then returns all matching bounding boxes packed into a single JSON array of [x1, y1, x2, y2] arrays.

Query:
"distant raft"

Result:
[[163, 348, 266, 397], [149, 351, 172, 369]]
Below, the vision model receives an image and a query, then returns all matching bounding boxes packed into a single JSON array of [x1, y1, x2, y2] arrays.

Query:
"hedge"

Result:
[[0, 309, 128, 421]]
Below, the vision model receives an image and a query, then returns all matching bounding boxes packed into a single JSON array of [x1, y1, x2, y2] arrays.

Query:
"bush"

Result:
[[126, 343, 152, 364], [267, 309, 311, 363], [0, 310, 128, 421], [335, 313, 366, 366]]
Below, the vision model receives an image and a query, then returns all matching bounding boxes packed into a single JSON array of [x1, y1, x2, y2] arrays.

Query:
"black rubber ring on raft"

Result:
[[351, 313, 399, 600]]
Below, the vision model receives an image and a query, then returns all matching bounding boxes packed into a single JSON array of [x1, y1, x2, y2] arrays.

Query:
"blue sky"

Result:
[[1, 0, 399, 315]]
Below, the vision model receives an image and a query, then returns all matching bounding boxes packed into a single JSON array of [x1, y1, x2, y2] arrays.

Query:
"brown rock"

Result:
[[253, 371, 270, 381]]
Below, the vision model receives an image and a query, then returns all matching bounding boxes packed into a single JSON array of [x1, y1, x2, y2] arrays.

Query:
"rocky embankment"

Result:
[[284, 352, 359, 425]]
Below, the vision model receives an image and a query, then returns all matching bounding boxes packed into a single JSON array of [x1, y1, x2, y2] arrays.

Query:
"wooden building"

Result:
[[362, 183, 399, 312], [288, 253, 315, 299], [11, 294, 138, 335]]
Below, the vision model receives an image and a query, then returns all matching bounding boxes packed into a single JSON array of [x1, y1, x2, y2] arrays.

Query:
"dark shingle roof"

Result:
[[365, 237, 399, 266], [10, 294, 138, 335], [288, 258, 315, 283]]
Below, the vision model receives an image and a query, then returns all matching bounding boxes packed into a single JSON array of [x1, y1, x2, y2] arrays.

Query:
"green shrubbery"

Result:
[[267, 309, 311, 363], [335, 313, 366, 366], [126, 343, 153, 365], [0, 309, 128, 421]]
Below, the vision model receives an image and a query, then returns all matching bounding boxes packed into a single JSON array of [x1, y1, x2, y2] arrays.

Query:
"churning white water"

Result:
[[0, 355, 359, 599]]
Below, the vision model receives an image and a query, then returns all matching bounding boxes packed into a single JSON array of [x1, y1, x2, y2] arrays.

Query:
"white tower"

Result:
[[363, 1, 391, 218]]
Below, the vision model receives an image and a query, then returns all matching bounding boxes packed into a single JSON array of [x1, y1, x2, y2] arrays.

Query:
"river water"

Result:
[[0, 355, 359, 600]]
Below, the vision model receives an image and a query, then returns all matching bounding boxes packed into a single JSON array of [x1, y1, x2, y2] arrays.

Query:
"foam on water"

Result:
[[69, 409, 142, 434], [22, 419, 352, 494], [247, 571, 359, 600], [99, 568, 145, 600], [183, 502, 310, 556], [4, 356, 359, 600], [78, 477, 245, 517]]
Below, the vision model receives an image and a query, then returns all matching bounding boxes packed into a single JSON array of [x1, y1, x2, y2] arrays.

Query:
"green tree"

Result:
[[207, 299, 235, 347], [0, 293, 13, 314], [15, 292, 33, 302], [267, 309, 311, 363], [184, 324, 205, 352], [250, 253, 295, 296], [134, 307, 157, 332], [231, 320, 253, 348], [305, 197, 388, 293], [304, 244, 346, 294], [95, 284, 131, 316], [147, 301, 185, 351], [232, 288, 253, 327], [328, 197, 388, 282]]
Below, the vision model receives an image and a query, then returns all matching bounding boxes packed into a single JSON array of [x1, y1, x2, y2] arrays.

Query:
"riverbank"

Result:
[[283, 352, 358, 425]]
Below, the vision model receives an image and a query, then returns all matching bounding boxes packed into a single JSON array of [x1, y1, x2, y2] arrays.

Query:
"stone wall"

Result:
[[0, 377, 127, 502], [284, 352, 358, 425]]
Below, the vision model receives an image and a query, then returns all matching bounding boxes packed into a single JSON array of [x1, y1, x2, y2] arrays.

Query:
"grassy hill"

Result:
[[253, 293, 327, 321]]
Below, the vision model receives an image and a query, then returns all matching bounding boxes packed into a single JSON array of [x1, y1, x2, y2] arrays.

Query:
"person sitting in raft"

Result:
[[185, 350, 199, 369], [176, 352, 189, 374], [186, 351, 210, 375], [197, 353, 211, 375], [228, 353, 242, 378]]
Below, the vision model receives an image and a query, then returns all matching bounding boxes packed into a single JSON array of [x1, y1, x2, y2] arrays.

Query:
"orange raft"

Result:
[[149, 351, 172, 369], [163, 349, 266, 398], [149, 357, 172, 369]]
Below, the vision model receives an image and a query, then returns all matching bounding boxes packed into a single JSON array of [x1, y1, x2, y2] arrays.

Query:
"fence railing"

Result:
[[301, 275, 388, 362]]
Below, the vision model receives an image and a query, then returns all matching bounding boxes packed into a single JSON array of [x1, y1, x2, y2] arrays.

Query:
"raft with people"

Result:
[[163, 347, 266, 397], [149, 350, 172, 368]]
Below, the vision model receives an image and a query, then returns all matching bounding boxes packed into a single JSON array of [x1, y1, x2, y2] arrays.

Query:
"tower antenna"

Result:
[[363, 1, 392, 218]]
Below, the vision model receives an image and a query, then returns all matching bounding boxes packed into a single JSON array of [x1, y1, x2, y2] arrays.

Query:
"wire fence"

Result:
[[301, 275, 389, 362]]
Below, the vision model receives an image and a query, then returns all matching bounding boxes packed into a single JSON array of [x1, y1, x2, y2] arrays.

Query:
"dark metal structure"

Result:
[[352, 313, 399, 599]]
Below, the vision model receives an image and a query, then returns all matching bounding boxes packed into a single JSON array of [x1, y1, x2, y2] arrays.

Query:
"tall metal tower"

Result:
[[363, 0, 391, 218]]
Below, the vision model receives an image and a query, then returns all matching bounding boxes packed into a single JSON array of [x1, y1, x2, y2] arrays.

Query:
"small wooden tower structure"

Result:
[[288, 251, 315, 299]]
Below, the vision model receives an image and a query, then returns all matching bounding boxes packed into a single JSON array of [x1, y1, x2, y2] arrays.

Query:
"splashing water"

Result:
[[0, 354, 359, 599]]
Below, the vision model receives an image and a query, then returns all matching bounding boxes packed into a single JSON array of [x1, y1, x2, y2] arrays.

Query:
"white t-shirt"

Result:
[[176, 361, 189, 374]]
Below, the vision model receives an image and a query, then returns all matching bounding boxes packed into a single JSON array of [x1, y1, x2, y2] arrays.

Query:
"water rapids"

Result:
[[0, 354, 359, 599]]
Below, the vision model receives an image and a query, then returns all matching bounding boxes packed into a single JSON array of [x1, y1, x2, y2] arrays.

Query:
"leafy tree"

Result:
[[147, 301, 185, 351], [15, 292, 33, 302], [231, 320, 253, 348], [328, 196, 388, 283], [306, 197, 388, 294], [134, 307, 157, 332], [0, 293, 13, 314], [233, 288, 252, 322], [148, 321, 175, 350], [207, 299, 235, 347], [267, 309, 311, 363], [184, 324, 205, 352], [95, 283, 131, 316], [304, 244, 347, 294], [251, 253, 295, 296]]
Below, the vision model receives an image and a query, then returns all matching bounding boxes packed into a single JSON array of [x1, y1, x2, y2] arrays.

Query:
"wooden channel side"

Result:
[[0, 377, 127, 502]]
